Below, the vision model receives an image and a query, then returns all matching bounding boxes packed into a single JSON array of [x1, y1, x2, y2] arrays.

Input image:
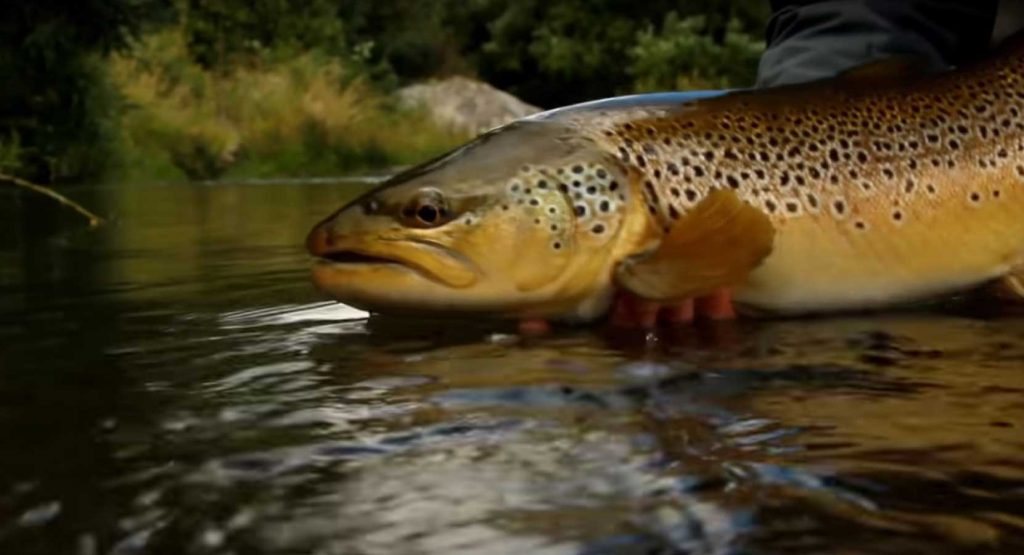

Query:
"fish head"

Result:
[[306, 121, 643, 320]]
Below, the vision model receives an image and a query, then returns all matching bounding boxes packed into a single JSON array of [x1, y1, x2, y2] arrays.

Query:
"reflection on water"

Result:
[[1, 181, 1023, 554]]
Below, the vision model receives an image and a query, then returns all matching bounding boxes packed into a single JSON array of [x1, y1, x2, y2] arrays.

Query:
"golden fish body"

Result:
[[569, 39, 1024, 314], [307, 35, 1024, 321]]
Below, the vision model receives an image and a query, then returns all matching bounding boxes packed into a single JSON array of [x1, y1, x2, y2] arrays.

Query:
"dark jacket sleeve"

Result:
[[756, 0, 998, 88]]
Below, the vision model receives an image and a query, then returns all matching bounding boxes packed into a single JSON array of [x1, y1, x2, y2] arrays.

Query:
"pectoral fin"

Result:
[[615, 189, 775, 301], [988, 266, 1024, 301]]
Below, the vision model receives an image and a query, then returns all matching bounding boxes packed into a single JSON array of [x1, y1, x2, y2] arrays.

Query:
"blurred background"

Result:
[[0, 0, 771, 185]]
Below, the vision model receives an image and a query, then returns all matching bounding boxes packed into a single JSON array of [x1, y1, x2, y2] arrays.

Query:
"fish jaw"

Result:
[[306, 218, 483, 315], [307, 222, 480, 290], [310, 259, 476, 314]]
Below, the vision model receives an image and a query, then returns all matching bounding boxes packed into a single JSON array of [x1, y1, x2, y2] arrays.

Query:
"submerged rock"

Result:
[[396, 76, 541, 136]]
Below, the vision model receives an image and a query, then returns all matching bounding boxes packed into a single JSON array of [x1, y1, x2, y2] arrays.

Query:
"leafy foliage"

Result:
[[0, 0, 168, 182], [114, 31, 466, 181], [629, 13, 765, 91], [181, 0, 345, 68], [473, 0, 768, 106], [2, 0, 770, 182]]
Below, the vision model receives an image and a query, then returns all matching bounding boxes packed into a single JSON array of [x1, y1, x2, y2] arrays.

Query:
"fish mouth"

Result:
[[312, 244, 460, 286], [315, 250, 406, 267], [309, 232, 479, 290]]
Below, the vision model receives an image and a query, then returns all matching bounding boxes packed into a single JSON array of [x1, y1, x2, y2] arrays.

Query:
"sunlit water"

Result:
[[1, 181, 1023, 554]]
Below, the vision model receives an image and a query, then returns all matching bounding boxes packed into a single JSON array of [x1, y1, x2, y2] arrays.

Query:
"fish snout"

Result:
[[306, 223, 335, 257]]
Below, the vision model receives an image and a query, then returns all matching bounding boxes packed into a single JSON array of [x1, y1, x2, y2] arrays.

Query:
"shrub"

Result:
[[0, 0, 165, 182], [112, 30, 465, 181], [629, 13, 765, 91]]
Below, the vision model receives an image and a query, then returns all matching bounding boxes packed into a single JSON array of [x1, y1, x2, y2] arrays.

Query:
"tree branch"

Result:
[[0, 173, 104, 228]]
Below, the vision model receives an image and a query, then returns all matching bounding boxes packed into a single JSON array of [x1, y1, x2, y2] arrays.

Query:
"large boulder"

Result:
[[396, 76, 541, 136]]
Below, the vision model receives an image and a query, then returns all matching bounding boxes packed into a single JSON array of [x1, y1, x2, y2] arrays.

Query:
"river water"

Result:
[[1, 181, 1023, 554]]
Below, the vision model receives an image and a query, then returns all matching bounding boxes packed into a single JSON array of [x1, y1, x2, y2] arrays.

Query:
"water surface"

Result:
[[1, 181, 1023, 554]]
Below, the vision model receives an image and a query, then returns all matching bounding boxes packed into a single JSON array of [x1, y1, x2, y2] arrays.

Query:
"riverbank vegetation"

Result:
[[111, 30, 462, 181], [1, 1, 767, 184]]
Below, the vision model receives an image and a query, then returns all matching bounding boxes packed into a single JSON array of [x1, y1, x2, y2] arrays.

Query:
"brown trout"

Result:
[[306, 35, 1024, 322]]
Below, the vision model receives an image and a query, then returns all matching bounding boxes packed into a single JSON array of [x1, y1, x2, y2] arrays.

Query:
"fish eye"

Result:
[[401, 188, 449, 228], [417, 204, 439, 223]]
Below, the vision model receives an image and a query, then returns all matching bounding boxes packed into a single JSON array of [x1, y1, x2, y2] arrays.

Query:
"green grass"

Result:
[[110, 30, 467, 182]]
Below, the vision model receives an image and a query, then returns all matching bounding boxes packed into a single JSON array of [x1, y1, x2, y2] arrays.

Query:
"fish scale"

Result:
[[566, 47, 1024, 313]]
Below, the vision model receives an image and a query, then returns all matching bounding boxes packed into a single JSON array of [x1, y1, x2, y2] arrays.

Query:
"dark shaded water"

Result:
[[2, 181, 1023, 555]]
